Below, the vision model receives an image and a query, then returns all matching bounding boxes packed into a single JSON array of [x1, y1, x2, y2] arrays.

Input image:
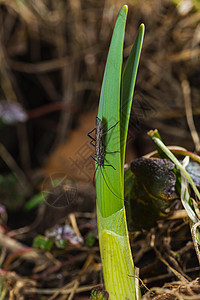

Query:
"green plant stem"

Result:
[[95, 5, 144, 299]]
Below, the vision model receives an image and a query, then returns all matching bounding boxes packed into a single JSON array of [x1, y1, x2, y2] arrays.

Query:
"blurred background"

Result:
[[0, 0, 200, 297], [1, 0, 200, 180], [1, 0, 200, 224]]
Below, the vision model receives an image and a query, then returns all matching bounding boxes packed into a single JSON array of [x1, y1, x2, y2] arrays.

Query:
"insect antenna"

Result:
[[97, 165, 125, 201], [93, 164, 98, 186]]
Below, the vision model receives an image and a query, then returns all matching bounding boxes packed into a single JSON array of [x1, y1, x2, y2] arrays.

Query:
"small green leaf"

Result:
[[0, 173, 25, 210], [33, 235, 53, 251], [55, 239, 67, 248], [24, 192, 44, 211], [85, 230, 96, 247], [90, 286, 109, 300]]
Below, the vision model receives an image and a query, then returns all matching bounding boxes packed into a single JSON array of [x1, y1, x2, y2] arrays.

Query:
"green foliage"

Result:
[[96, 10, 145, 216], [84, 230, 96, 247], [55, 239, 67, 248], [0, 173, 25, 210], [33, 235, 53, 251], [24, 192, 44, 211], [90, 286, 109, 300], [33, 224, 83, 251], [95, 5, 144, 299]]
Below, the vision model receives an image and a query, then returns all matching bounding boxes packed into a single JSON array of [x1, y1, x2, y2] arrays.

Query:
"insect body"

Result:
[[95, 117, 105, 168], [88, 117, 123, 200]]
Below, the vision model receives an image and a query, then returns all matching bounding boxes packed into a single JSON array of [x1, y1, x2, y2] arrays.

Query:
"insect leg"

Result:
[[89, 135, 96, 142], [103, 164, 116, 170], [92, 164, 99, 186], [88, 127, 96, 140], [104, 151, 119, 154], [99, 166, 124, 200], [90, 140, 96, 147], [90, 156, 99, 185], [102, 121, 119, 136], [91, 155, 97, 161]]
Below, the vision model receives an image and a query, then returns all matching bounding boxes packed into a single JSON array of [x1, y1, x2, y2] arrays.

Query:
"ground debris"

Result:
[[142, 278, 200, 299]]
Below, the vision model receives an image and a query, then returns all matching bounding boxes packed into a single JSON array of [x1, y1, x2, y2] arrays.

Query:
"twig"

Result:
[[0, 231, 51, 268], [27, 102, 78, 119], [68, 213, 82, 238], [181, 75, 200, 153], [16, 123, 31, 172], [48, 254, 94, 300], [153, 247, 189, 283], [0, 144, 32, 195], [128, 273, 149, 293], [191, 221, 200, 265], [8, 56, 70, 73], [23, 284, 95, 295], [167, 209, 188, 220]]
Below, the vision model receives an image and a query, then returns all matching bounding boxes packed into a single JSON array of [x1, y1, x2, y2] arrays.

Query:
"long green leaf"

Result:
[[95, 5, 145, 299], [121, 24, 145, 169], [97, 5, 127, 217]]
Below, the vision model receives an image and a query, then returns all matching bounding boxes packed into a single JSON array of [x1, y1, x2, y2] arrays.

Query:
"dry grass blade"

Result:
[[181, 75, 200, 153], [142, 278, 200, 300]]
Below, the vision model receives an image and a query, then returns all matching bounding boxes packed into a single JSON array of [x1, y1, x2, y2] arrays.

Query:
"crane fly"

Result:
[[88, 117, 123, 200]]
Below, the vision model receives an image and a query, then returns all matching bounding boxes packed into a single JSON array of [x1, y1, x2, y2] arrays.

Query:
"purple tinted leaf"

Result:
[[0, 101, 27, 124], [0, 204, 6, 214], [46, 224, 83, 246], [186, 161, 200, 188]]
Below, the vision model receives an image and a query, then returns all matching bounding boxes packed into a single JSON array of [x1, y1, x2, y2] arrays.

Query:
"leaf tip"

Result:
[[122, 4, 128, 13], [147, 129, 156, 137], [140, 23, 145, 32]]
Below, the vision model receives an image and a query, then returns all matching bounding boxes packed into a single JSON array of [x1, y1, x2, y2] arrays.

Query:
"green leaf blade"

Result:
[[95, 6, 145, 299], [96, 5, 128, 218], [121, 24, 145, 168]]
